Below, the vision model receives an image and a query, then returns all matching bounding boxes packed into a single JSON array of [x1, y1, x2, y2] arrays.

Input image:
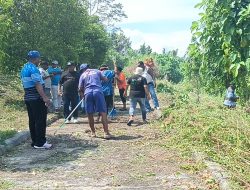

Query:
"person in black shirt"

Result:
[[124, 67, 151, 126], [59, 62, 79, 123]]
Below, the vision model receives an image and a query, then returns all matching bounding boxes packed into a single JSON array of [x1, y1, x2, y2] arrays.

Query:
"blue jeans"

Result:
[[129, 98, 147, 120], [145, 83, 159, 111], [63, 94, 78, 120]]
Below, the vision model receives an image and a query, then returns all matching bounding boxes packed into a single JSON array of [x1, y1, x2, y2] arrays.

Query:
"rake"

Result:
[[54, 98, 84, 135]]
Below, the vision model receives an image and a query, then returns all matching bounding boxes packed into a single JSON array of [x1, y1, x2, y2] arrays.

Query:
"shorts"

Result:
[[85, 91, 107, 114]]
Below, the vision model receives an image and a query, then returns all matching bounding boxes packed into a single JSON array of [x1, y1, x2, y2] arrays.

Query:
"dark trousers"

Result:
[[119, 88, 126, 103], [64, 94, 78, 120], [25, 99, 47, 147], [105, 95, 113, 113]]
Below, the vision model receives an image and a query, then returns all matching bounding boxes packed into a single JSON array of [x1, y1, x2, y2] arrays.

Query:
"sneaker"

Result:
[[127, 120, 134, 126], [146, 108, 154, 113], [73, 119, 78, 123], [104, 133, 113, 140], [34, 142, 52, 149], [65, 120, 71, 124], [155, 107, 160, 110]]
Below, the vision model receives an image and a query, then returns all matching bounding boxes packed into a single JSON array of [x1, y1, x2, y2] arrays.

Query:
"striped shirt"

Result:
[[20, 62, 44, 101]]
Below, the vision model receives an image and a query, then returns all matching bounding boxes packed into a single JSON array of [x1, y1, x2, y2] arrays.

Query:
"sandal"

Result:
[[104, 133, 113, 140]]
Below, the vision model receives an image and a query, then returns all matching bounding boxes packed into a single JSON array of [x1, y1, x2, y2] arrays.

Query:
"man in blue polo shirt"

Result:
[[48, 60, 62, 112], [20, 51, 52, 149], [96, 65, 115, 122]]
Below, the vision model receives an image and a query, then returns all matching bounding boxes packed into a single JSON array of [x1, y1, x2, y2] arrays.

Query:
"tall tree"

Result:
[[104, 29, 132, 68], [0, 0, 13, 66], [188, 0, 250, 99], [84, 0, 127, 28], [1, 0, 111, 72], [138, 43, 152, 55]]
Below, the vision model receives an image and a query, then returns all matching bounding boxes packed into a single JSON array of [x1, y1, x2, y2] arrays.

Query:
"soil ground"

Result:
[[0, 102, 215, 190]]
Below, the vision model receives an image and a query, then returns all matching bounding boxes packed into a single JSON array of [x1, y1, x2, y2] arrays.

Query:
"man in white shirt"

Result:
[[39, 61, 52, 99], [138, 61, 160, 112]]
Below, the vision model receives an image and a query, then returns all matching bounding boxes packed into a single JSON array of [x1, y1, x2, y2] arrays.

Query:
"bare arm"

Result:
[[58, 84, 63, 96], [124, 84, 129, 97], [113, 60, 117, 72], [101, 76, 108, 81], [79, 87, 85, 99]]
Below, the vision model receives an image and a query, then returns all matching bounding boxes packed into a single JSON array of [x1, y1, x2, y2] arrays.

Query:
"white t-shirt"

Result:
[[142, 71, 154, 84], [39, 68, 51, 88]]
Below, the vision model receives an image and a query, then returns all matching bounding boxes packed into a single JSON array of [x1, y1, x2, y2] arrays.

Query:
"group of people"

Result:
[[20, 50, 160, 149], [39, 60, 62, 113]]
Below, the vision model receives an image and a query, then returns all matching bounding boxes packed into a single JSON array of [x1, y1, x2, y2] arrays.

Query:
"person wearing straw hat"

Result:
[[124, 67, 151, 126]]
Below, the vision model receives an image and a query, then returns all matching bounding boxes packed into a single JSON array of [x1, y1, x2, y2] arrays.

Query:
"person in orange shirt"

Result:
[[115, 66, 127, 111]]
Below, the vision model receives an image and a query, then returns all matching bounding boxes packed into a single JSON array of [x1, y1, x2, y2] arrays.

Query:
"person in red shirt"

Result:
[[115, 66, 127, 111]]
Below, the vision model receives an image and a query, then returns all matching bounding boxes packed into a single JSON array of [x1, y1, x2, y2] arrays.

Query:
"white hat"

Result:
[[134, 67, 144, 75], [52, 60, 59, 65]]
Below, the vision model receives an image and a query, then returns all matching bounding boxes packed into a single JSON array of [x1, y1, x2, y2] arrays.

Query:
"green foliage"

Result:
[[0, 130, 16, 144], [104, 30, 132, 69], [156, 53, 184, 83], [138, 43, 152, 55], [0, 0, 13, 63], [0, 180, 14, 190], [188, 0, 250, 101], [0, 0, 116, 73], [160, 82, 250, 189], [156, 82, 175, 94]]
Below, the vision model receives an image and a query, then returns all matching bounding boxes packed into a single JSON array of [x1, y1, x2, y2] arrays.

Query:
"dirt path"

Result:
[[0, 105, 213, 190]]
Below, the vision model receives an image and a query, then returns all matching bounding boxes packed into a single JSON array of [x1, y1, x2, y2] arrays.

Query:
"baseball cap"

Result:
[[100, 64, 109, 71], [67, 62, 74, 66], [117, 66, 123, 72], [80, 64, 89, 70], [52, 60, 59, 65], [28, 51, 40, 59]]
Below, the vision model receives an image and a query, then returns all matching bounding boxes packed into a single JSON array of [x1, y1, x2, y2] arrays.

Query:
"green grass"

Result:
[[0, 74, 57, 144], [0, 75, 28, 143], [0, 180, 15, 190], [157, 81, 250, 190], [0, 130, 17, 144]]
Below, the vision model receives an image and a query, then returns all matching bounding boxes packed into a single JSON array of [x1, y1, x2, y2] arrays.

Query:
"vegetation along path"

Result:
[[0, 103, 216, 190]]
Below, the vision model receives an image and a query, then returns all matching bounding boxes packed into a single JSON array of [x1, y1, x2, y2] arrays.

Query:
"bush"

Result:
[[159, 83, 250, 189]]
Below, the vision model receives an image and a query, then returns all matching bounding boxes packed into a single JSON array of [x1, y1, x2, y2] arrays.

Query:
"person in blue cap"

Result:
[[79, 64, 112, 139], [20, 51, 52, 149]]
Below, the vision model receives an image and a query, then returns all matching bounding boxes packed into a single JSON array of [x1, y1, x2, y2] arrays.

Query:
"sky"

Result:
[[116, 0, 201, 56]]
